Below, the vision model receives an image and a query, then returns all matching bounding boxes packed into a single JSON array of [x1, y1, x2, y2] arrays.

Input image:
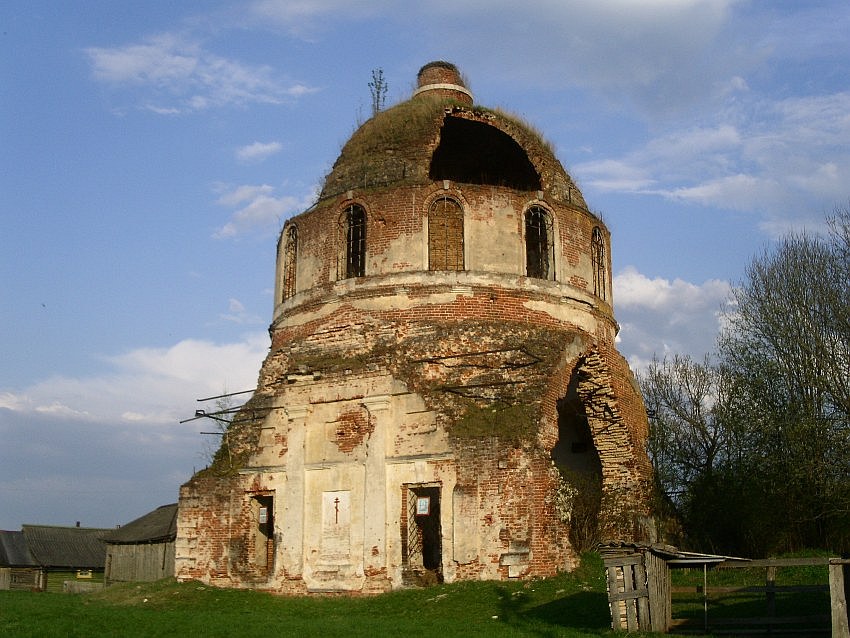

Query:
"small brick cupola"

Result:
[[176, 62, 654, 595], [413, 60, 473, 106]]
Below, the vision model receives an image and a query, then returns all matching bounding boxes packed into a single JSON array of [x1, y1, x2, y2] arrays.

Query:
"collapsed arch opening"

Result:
[[551, 370, 603, 552], [429, 117, 541, 190]]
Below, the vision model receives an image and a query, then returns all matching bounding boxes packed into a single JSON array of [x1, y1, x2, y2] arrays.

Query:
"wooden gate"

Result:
[[605, 554, 651, 631]]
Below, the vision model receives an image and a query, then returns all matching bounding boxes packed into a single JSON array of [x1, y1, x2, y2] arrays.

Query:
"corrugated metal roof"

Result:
[[104, 503, 177, 544], [0, 530, 36, 566], [22, 525, 109, 569], [598, 541, 747, 565]]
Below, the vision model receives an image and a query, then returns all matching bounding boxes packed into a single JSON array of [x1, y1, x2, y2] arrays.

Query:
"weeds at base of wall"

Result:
[[554, 468, 649, 552], [555, 467, 603, 553]]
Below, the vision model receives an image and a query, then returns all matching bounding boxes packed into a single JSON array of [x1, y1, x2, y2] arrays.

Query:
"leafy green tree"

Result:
[[643, 207, 850, 555], [718, 213, 850, 553]]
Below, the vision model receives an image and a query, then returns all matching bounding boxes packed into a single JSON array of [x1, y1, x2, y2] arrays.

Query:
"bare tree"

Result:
[[200, 393, 237, 468], [368, 68, 387, 116], [716, 215, 850, 552], [642, 355, 733, 503]]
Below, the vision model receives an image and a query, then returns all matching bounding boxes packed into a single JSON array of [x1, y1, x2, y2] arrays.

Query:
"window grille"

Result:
[[282, 225, 297, 300], [525, 206, 554, 280], [406, 488, 424, 568], [592, 226, 607, 300], [342, 205, 366, 278], [428, 197, 464, 271]]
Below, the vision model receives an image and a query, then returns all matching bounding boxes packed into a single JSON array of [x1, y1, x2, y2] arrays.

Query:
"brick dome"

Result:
[[319, 62, 586, 209]]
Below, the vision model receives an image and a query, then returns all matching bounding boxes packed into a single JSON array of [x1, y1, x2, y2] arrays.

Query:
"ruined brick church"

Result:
[[176, 61, 653, 593]]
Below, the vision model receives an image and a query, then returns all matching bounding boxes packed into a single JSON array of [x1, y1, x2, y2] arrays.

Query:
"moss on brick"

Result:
[[452, 402, 536, 444]]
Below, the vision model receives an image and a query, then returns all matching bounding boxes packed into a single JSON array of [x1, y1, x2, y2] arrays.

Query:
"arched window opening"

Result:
[[341, 204, 366, 278], [281, 225, 297, 301], [592, 227, 606, 300], [428, 197, 464, 271], [525, 206, 554, 280]]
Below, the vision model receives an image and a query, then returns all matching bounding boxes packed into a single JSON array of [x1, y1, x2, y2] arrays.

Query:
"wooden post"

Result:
[[830, 560, 850, 638], [765, 564, 776, 622], [623, 561, 638, 631], [703, 563, 708, 632], [644, 551, 671, 633]]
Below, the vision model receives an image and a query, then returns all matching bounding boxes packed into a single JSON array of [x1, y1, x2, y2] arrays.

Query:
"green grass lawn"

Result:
[[0, 554, 657, 638], [1, 553, 837, 637]]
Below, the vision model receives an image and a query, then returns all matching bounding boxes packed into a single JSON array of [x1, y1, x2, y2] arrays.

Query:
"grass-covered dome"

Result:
[[319, 62, 587, 208]]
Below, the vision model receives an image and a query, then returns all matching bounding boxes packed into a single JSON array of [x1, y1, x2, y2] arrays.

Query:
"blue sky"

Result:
[[2, 0, 848, 530]]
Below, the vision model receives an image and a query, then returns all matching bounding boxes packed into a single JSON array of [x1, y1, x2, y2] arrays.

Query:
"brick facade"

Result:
[[176, 61, 654, 594]]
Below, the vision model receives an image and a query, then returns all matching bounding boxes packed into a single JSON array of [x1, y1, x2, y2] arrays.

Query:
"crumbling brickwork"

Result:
[[176, 61, 654, 594]]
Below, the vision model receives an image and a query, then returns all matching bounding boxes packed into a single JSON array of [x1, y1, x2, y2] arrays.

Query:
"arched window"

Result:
[[281, 225, 297, 301], [592, 226, 606, 300], [428, 196, 464, 271], [525, 206, 554, 280], [341, 204, 366, 278]]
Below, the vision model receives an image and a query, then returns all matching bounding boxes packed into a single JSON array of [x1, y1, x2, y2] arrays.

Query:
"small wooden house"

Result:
[[104, 503, 177, 584], [0, 530, 40, 590], [4, 524, 110, 591]]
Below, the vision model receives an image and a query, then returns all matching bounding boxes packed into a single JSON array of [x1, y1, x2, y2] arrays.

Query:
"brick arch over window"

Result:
[[281, 224, 297, 301], [592, 226, 606, 300], [428, 196, 464, 271], [525, 205, 555, 280], [340, 204, 366, 279]]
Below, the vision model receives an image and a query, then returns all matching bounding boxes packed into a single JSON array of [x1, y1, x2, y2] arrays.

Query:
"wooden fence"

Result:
[[105, 541, 175, 584], [670, 557, 849, 636], [603, 548, 850, 636]]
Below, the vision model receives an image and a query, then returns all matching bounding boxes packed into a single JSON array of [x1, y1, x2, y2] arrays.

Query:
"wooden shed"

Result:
[[104, 503, 177, 584], [599, 542, 729, 633]]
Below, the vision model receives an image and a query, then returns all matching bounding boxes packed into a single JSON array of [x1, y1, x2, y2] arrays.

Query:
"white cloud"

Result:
[[0, 332, 263, 528], [213, 183, 316, 238], [662, 174, 779, 212], [401, 0, 746, 114], [613, 266, 731, 370], [0, 392, 28, 411], [576, 91, 850, 229], [249, 0, 394, 36], [236, 141, 283, 163], [86, 33, 317, 113], [615, 265, 730, 311], [220, 298, 264, 325], [87, 33, 199, 85], [0, 333, 269, 426], [574, 159, 654, 192]]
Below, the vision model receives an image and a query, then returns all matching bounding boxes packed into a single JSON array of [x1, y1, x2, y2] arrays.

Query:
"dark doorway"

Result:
[[252, 494, 274, 573], [403, 485, 442, 584]]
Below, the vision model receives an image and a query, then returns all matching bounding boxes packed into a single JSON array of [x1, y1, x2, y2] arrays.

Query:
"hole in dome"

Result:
[[429, 117, 541, 190]]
